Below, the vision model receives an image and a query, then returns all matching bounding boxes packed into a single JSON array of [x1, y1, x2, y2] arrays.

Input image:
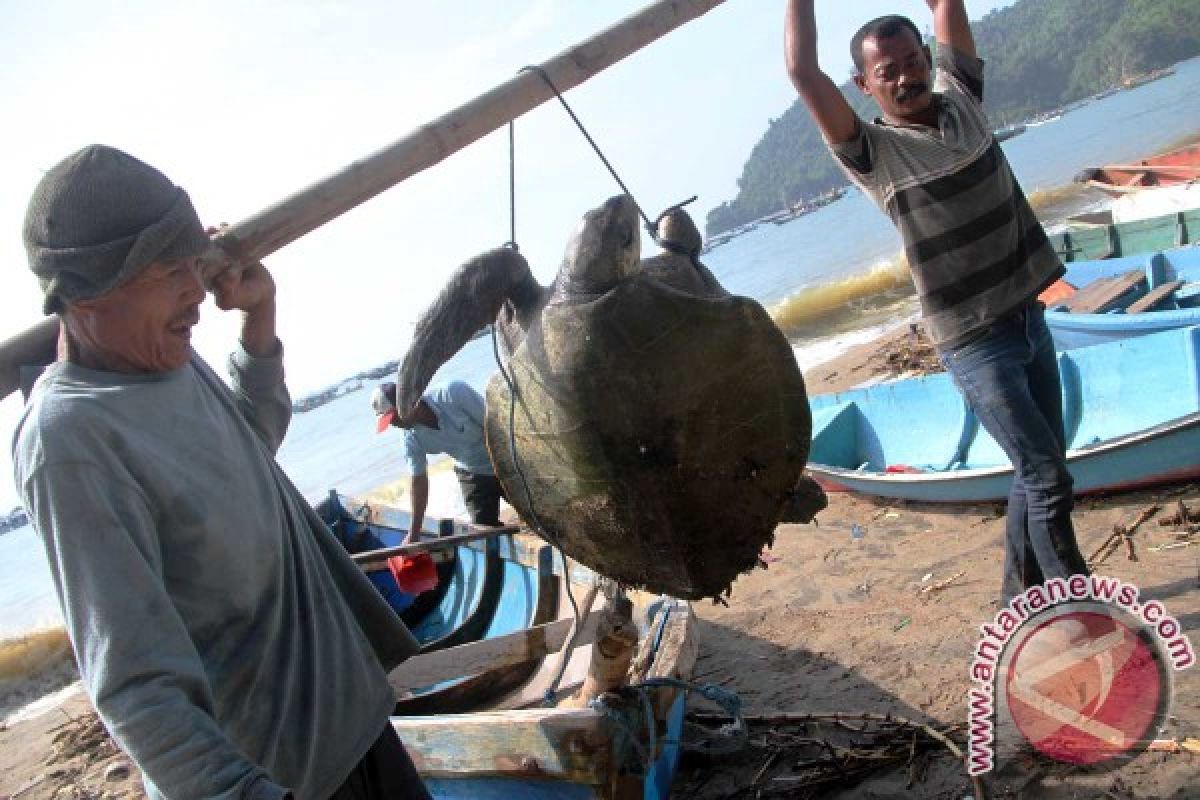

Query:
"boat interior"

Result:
[[808, 325, 1200, 474]]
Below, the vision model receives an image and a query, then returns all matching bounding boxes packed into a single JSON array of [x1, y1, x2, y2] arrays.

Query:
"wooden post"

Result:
[[0, 0, 726, 401], [562, 593, 638, 708]]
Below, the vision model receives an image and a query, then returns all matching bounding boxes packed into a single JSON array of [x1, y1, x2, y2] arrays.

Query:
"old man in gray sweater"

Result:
[[13, 145, 429, 799]]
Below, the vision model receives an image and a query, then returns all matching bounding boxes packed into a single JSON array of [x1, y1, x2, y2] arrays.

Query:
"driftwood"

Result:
[[681, 710, 987, 800], [1088, 504, 1159, 569], [1158, 498, 1200, 527], [0, 0, 728, 401], [861, 323, 941, 379]]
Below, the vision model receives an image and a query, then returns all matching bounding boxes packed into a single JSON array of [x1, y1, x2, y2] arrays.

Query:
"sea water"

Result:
[[1, 57, 1198, 643]]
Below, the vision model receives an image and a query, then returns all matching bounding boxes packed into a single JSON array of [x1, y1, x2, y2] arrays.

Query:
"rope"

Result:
[[506, 120, 517, 250], [590, 677, 749, 777], [518, 64, 658, 240], [487, 319, 583, 699]]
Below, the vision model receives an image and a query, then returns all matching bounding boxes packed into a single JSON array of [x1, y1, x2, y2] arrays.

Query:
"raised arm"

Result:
[[926, 0, 976, 58], [784, 0, 860, 144], [212, 257, 292, 451]]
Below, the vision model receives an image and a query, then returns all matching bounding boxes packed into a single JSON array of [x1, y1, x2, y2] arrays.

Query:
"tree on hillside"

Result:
[[708, 0, 1199, 236]]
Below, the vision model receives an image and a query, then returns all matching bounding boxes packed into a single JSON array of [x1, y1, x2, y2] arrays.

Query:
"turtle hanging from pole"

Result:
[[396, 195, 824, 600]]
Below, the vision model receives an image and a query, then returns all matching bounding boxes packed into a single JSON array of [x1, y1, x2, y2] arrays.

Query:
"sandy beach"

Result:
[[2, 324, 1197, 799]]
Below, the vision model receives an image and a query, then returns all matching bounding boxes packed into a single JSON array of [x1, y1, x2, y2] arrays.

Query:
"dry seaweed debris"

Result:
[[678, 710, 985, 799], [864, 324, 942, 380]]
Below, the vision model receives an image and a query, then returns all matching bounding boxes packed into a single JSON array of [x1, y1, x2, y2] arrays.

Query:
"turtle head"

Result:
[[558, 195, 641, 297], [654, 207, 702, 257]]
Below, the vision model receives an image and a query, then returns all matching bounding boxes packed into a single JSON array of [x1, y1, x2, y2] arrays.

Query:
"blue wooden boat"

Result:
[[807, 325, 1200, 503], [327, 494, 697, 799], [1045, 246, 1200, 350]]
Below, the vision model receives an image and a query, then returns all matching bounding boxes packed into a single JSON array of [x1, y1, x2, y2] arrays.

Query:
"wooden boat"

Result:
[[1042, 246, 1200, 350], [318, 492, 509, 656], [330, 494, 698, 798], [806, 325, 1200, 503], [1050, 207, 1199, 263], [1074, 143, 1200, 198]]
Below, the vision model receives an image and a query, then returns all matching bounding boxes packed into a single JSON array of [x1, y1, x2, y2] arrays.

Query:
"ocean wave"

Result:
[[767, 254, 914, 336], [0, 627, 77, 722]]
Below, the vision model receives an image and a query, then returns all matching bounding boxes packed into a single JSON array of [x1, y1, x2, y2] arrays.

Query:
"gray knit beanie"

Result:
[[23, 145, 211, 314]]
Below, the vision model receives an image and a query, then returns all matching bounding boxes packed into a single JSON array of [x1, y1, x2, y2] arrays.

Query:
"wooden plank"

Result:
[[0, 0, 728, 402], [389, 611, 603, 690], [539, 585, 602, 701], [393, 707, 614, 784], [1064, 269, 1146, 313], [1127, 280, 1185, 314], [631, 602, 698, 720], [352, 524, 520, 571]]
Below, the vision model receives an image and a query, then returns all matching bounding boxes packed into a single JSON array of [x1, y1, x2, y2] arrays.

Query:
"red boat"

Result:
[[1075, 143, 1200, 197]]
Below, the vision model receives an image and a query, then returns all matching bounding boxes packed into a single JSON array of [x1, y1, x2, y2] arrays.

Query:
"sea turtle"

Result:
[[396, 195, 823, 600]]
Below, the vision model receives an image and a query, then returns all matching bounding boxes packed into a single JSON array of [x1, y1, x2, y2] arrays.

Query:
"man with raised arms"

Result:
[[784, 1, 1088, 602]]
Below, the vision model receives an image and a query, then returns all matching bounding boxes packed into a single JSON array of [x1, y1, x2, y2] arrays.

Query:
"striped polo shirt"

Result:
[[829, 45, 1064, 350]]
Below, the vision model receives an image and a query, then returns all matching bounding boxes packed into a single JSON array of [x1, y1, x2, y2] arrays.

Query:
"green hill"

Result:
[[706, 0, 1200, 236]]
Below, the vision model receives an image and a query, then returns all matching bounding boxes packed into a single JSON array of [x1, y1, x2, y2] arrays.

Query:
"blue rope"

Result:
[[590, 677, 749, 776]]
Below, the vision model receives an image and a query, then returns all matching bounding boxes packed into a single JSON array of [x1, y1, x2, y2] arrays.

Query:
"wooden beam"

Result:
[[352, 523, 520, 571], [389, 610, 602, 691], [0, 0, 727, 402], [393, 707, 614, 784], [1127, 279, 1185, 313], [1063, 269, 1146, 314]]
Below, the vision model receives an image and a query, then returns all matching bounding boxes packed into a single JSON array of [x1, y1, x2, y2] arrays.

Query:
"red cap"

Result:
[[375, 408, 398, 433]]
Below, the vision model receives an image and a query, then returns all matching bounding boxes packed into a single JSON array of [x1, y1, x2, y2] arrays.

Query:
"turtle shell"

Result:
[[484, 273, 810, 600]]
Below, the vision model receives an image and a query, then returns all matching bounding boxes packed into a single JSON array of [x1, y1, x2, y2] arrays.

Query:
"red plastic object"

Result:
[[885, 464, 925, 474], [1038, 279, 1076, 305], [387, 553, 438, 594]]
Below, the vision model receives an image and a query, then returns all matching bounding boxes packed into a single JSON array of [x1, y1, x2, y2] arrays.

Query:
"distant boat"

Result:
[[319, 492, 697, 798], [1051, 205, 1200, 262], [806, 325, 1200, 503], [1074, 143, 1200, 197], [1042, 246, 1200, 350]]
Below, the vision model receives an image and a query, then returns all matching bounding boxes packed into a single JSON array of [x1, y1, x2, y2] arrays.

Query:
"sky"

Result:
[[0, 0, 1018, 401]]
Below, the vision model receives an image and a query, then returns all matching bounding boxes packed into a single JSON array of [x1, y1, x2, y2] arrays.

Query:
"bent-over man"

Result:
[[14, 145, 430, 800], [372, 380, 502, 541], [784, 0, 1088, 602]]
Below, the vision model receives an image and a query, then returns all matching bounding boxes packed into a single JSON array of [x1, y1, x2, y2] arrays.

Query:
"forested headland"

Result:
[[706, 0, 1200, 236]]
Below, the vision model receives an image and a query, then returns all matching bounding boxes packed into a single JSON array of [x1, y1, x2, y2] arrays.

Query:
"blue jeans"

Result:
[[939, 303, 1089, 603]]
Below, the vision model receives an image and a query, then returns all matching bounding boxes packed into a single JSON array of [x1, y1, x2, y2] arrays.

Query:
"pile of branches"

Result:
[[677, 711, 979, 799]]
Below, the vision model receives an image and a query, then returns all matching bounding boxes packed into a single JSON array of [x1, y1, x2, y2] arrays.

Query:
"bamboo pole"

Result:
[[0, 0, 726, 402]]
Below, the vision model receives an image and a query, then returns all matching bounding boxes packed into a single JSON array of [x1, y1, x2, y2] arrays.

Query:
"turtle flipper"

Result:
[[397, 247, 543, 412]]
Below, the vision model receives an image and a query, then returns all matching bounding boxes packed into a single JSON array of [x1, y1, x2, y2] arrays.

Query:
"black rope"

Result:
[[519, 64, 658, 240], [488, 322, 582, 639]]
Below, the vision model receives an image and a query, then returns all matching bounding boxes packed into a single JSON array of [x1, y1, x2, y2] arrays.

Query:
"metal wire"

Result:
[[518, 64, 658, 239]]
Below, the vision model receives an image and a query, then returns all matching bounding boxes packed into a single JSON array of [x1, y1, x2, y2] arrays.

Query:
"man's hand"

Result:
[[203, 227, 279, 357], [210, 258, 276, 316]]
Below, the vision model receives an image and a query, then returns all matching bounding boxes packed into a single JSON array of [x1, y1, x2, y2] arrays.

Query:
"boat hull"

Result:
[[1050, 206, 1199, 263], [335, 495, 697, 799], [807, 325, 1200, 503], [811, 413, 1200, 503]]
